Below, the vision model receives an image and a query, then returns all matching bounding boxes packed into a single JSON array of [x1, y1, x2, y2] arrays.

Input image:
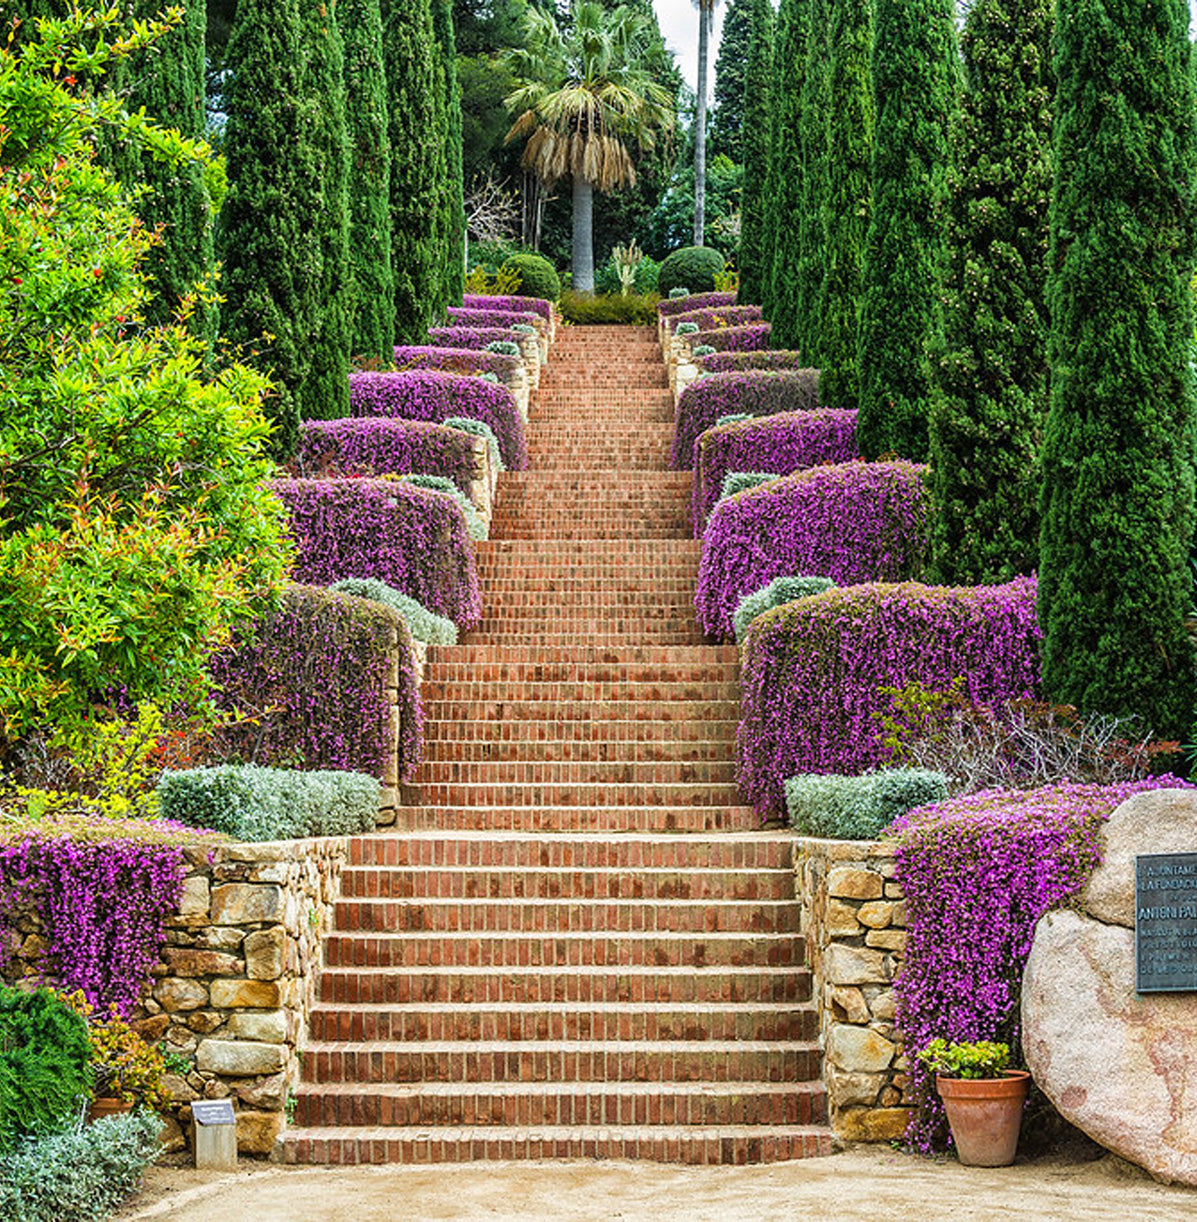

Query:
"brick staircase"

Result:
[[285, 324, 832, 1164]]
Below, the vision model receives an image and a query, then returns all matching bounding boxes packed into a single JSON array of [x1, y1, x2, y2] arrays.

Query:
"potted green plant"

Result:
[[917, 1038, 1030, 1167]]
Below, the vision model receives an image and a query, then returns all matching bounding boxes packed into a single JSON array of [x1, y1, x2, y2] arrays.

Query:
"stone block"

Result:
[[236, 1073, 287, 1111], [187, 1011, 224, 1035], [162, 949, 243, 979], [210, 978, 282, 1009], [828, 867, 883, 901], [857, 901, 893, 929], [244, 927, 286, 981], [154, 977, 208, 1012], [178, 876, 210, 918], [890, 901, 908, 928], [865, 929, 907, 952], [828, 1024, 896, 1073], [826, 1066, 884, 1108], [211, 883, 284, 925], [227, 1010, 287, 1043], [825, 943, 890, 986], [195, 927, 246, 952], [831, 987, 869, 1024], [869, 989, 897, 1021], [826, 898, 862, 936], [195, 1039, 286, 1077], [836, 1107, 912, 1143], [237, 1110, 285, 1156], [162, 1073, 200, 1104]]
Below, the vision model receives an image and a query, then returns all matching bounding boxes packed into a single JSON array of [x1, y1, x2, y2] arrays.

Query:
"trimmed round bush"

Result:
[[696, 461, 931, 638], [332, 577, 458, 645], [692, 345, 717, 357], [733, 575, 836, 643], [737, 577, 1042, 812], [784, 769, 951, 839], [657, 245, 726, 295], [504, 251, 561, 301]]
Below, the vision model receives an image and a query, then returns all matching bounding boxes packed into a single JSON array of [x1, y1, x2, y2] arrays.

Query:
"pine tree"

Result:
[[384, 0, 446, 343], [816, 0, 873, 408], [710, 0, 752, 163], [219, 0, 317, 457], [927, 0, 1053, 583], [736, 0, 776, 304], [339, 0, 394, 363], [297, 0, 352, 420], [856, 0, 959, 459], [1039, 0, 1197, 740], [433, 0, 466, 309]]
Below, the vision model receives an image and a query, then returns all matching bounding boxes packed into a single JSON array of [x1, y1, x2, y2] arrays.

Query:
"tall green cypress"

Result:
[[384, 0, 446, 343], [297, 0, 351, 420], [433, 0, 466, 309], [761, 0, 803, 323], [816, 0, 873, 408], [927, 0, 1053, 583], [339, 0, 394, 363], [737, 0, 776, 304], [219, 0, 316, 457], [1039, 0, 1197, 740], [856, 0, 959, 459], [710, 0, 753, 163]]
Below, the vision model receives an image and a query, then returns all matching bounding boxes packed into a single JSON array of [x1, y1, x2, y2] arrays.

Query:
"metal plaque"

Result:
[[191, 1099, 236, 1126], [1135, 852, 1197, 994]]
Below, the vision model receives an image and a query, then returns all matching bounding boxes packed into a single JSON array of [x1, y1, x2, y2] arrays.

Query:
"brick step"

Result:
[[420, 680, 737, 702], [410, 783, 745, 809], [413, 762, 739, 789], [487, 528, 693, 541], [423, 660, 734, 684], [338, 865, 791, 901], [318, 963, 809, 1005], [293, 1080, 826, 1129], [300, 1040, 821, 1084], [476, 598, 701, 616], [465, 631, 710, 644], [418, 738, 736, 763], [426, 643, 723, 662], [497, 473, 691, 487], [332, 897, 798, 934], [308, 1002, 816, 1043], [347, 832, 794, 870], [477, 578, 699, 595], [389, 806, 759, 833], [283, 1124, 834, 1166], [478, 540, 701, 555], [420, 718, 737, 742], [417, 700, 738, 723]]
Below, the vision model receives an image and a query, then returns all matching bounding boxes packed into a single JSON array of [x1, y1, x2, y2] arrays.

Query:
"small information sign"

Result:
[[191, 1099, 236, 1127], [1135, 852, 1197, 994]]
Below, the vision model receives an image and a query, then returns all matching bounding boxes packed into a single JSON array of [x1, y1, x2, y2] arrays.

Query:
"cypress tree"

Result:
[[1039, 0, 1197, 740], [297, 0, 352, 420], [710, 0, 752, 163], [816, 0, 873, 408], [433, 0, 466, 309], [737, 0, 776, 304], [856, 0, 960, 459], [339, 0, 394, 364], [761, 0, 800, 321], [384, 0, 446, 343], [927, 0, 1053, 583], [219, 0, 316, 457]]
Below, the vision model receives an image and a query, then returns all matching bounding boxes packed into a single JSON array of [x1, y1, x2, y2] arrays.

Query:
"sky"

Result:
[[652, 0, 726, 98]]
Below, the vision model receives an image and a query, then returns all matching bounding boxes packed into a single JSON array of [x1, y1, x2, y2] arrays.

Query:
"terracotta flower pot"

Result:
[[936, 1070, 1030, 1167], [88, 1097, 135, 1124]]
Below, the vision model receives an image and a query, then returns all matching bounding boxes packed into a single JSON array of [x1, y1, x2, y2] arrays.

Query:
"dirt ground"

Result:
[[119, 1146, 1197, 1221]]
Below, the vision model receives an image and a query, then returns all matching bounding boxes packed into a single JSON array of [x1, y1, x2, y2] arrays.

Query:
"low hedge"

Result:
[[664, 304, 764, 337], [696, 461, 931, 638], [689, 322, 772, 353], [331, 577, 458, 645], [657, 290, 736, 321], [447, 306, 547, 336], [673, 370, 824, 469], [298, 418, 483, 495], [559, 291, 660, 325], [427, 326, 539, 372], [657, 245, 725, 295], [348, 369, 526, 469], [784, 769, 951, 840], [737, 577, 1041, 812], [732, 574, 836, 643], [398, 473, 487, 540], [391, 345, 524, 386], [692, 408, 855, 532], [461, 293, 555, 325], [159, 764, 380, 841], [697, 350, 809, 373], [211, 583, 425, 781]]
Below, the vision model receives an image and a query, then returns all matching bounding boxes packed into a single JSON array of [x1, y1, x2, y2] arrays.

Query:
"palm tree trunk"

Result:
[[572, 174, 595, 292], [694, 4, 711, 247]]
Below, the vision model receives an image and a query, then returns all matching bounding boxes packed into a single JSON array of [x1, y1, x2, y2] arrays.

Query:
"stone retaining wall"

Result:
[[795, 836, 911, 1142]]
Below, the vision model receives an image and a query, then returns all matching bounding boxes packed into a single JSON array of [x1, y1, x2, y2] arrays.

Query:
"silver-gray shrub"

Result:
[[733, 575, 836, 643], [784, 769, 951, 839], [332, 577, 458, 645]]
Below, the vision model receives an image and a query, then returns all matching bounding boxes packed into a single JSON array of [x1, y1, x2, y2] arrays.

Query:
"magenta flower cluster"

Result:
[[212, 583, 423, 783], [428, 325, 527, 353], [673, 369, 822, 468], [690, 322, 772, 355], [447, 306, 545, 334], [657, 291, 737, 321], [692, 408, 858, 532], [391, 345, 523, 384], [696, 350, 808, 374], [0, 832, 184, 1015], [462, 294, 554, 325], [737, 578, 1041, 812], [696, 462, 931, 637], [664, 304, 764, 336], [299, 419, 483, 496], [888, 777, 1193, 1152], [348, 369, 526, 469], [271, 478, 481, 628]]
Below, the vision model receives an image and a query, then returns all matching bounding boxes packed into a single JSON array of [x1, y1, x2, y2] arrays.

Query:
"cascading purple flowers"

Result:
[[692, 409, 858, 532], [673, 370, 822, 468], [737, 578, 1042, 812], [888, 777, 1194, 1152], [428, 325, 527, 353], [271, 478, 481, 628], [696, 462, 931, 637], [689, 322, 772, 355], [696, 350, 809, 374], [462, 294, 555, 325], [348, 369, 526, 469], [447, 306, 546, 334], [664, 304, 764, 336], [391, 345, 524, 385], [657, 291, 737, 321]]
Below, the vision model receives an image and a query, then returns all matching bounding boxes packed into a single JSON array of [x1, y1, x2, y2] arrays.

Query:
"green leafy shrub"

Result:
[[0, 1109, 160, 1222], [732, 575, 835, 643], [657, 245, 725, 295], [503, 252, 561, 301], [693, 344, 717, 357], [158, 765, 380, 841], [783, 768, 950, 839], [558, 291, 660, 325], [669, 286, 691, 299], [675, 321, 700, 335], [719, 472, 779, 503], [917, 1038, 1010, 1080], [397, 473, 488, 540], [0, 986, 91, 1154], [331, 578, 458, 645], [443, 416, 505, 473]]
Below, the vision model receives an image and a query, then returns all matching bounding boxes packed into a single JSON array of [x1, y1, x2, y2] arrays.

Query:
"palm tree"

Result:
[[503, 2, 675, 293], [693, 0, 720, 247]]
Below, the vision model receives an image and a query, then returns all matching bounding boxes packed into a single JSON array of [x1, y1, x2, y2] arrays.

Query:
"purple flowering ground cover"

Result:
[[211, 584, 423, 783], [348, 369, 526, 469], [673, 370, 823, 468], [696, 350, 809, 374], [657, 291, 737, 320], [664, 304, 764, 336], [271, 478, 481, 628], [737, 577, 1041, 812], [462, 294, 554, 325], [447, 306, 547, 334], [696, 462, 931, 637], [691, 409, 857, 533], [688, 322, 772, 355], [887, 777, 1193, 1152], [391, 345, 524, 384], [427, 325, 525, 353]]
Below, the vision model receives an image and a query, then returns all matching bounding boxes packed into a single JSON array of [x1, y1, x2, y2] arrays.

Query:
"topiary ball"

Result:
[[657, 246, 726, 296], [503, 252, 561, 302]]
